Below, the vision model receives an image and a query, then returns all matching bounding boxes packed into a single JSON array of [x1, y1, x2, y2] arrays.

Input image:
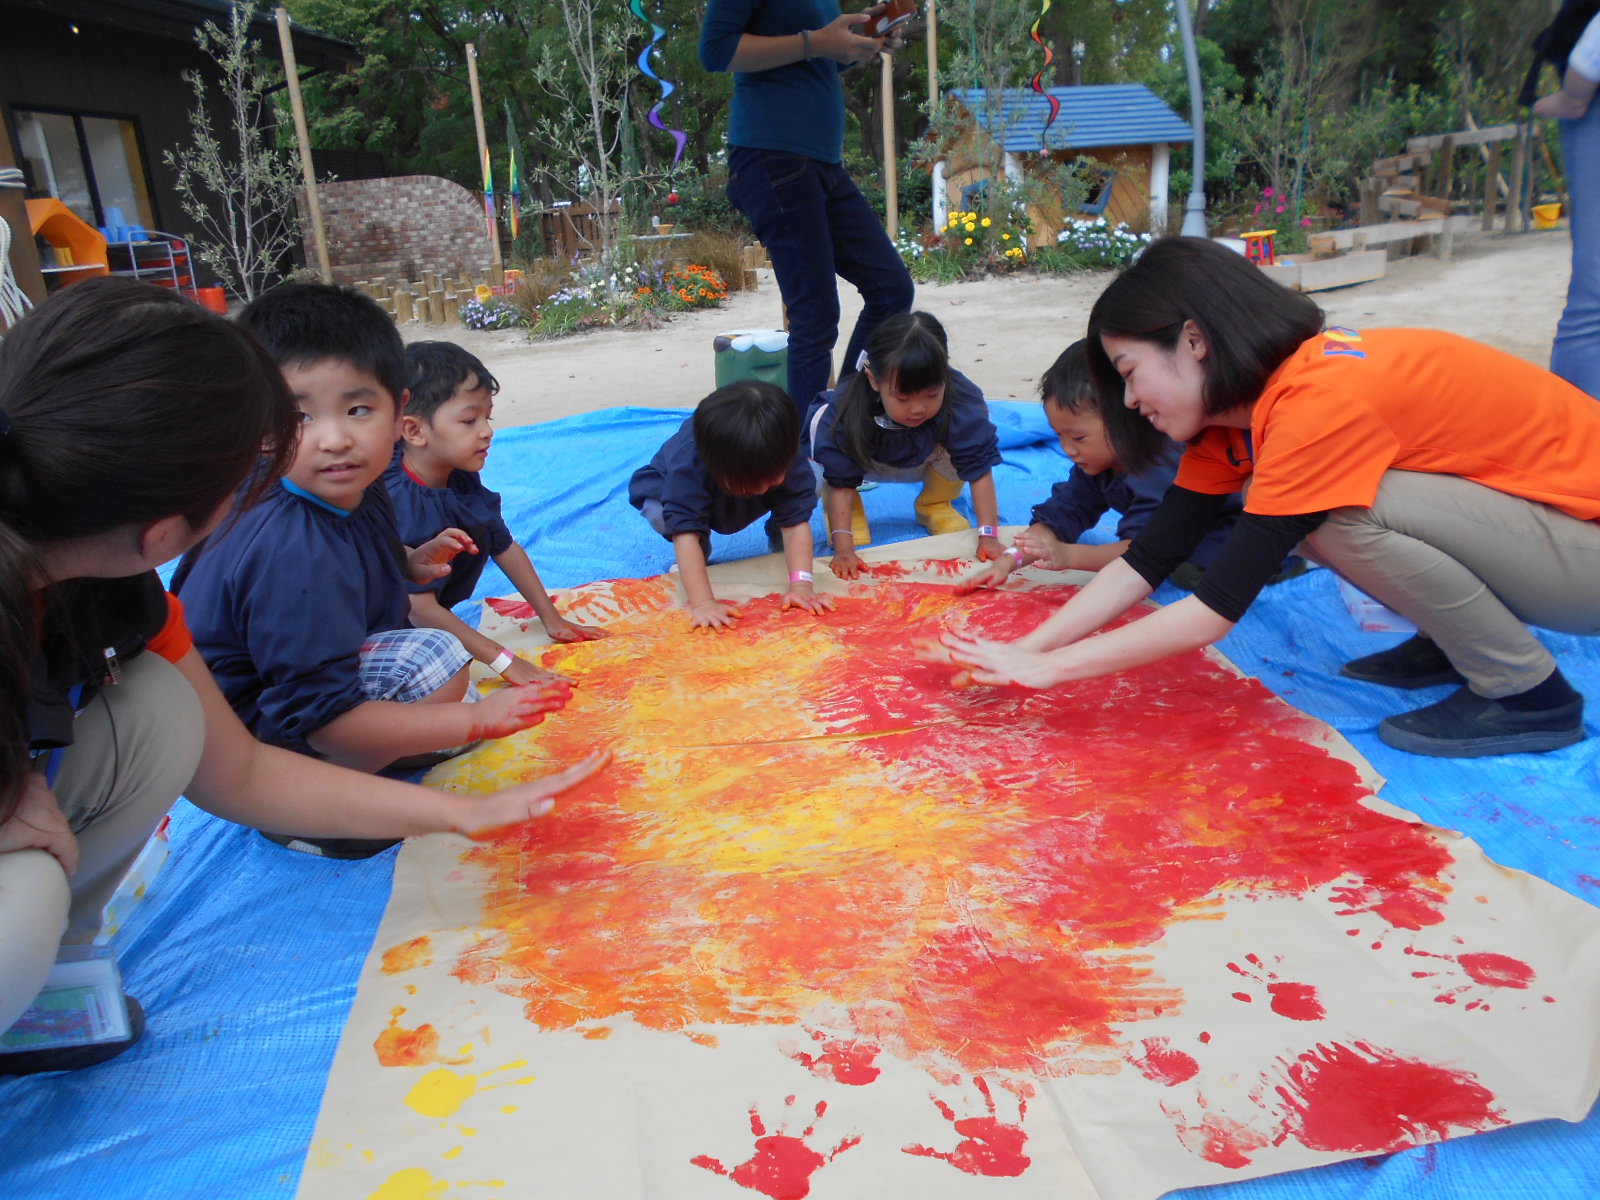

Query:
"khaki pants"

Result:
[[1302, 470, 1600, 697], [0, 653, 202, 1034]]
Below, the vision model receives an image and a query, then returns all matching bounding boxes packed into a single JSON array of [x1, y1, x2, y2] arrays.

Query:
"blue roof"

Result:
[[949, 85, 1193, 152]]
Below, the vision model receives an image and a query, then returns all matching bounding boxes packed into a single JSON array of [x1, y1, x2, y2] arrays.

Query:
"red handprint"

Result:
[[902, 1075, 1030, 1177], [1226, 953, 1325, 1021], [691, 1096, 860, 1199]]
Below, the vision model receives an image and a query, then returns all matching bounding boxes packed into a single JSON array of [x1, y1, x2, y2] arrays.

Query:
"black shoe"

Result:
[[1378, 686, 1585, 758], [1342, 635, 1467, 690], [384, 739, 482, 773], [0, 997, 145, 1076], [258, 831, 402, 859]]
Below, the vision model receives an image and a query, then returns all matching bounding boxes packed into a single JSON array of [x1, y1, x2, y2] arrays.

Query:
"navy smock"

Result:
[[628, 416, 818, 538], [806, 369, 1002, 489], [383, 447, 515, 609]]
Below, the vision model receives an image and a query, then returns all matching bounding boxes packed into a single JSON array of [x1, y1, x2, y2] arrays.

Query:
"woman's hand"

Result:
[[460, 750, 613, 840], [690, 598, 743, 629], [940, 632, 1066, 689], [0, 774, 80, 876], [810, 11, 885, 64], [469, 679, 573, 741]]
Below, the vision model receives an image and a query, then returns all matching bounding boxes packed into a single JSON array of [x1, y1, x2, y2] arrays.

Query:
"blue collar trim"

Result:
[[280, 478, 355, 517]]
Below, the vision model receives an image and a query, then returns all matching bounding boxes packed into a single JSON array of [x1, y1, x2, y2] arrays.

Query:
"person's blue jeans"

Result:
[[727, 146, 914, 419], [1554, 102, 1600, 399]]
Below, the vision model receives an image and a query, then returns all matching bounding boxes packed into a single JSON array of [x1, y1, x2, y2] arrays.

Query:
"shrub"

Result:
[[460, 296, 529, 330], [674, 231, 750, 293], [661, 264, 728, 309], [1055, 218, 1153, 269]]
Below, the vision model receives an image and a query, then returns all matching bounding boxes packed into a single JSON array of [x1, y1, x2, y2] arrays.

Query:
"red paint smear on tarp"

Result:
[[1457, 952, 1535, 990], [903, 1077, 1030, 1177], [693, 1099, 859, 1199], [1267, 982, 1326, 1021], [788, 1031, 882, 1086], [1274, 1042, 1508, 1153], [451, 581, 1456, 1081], [1129, 1037, 1201, 1086]]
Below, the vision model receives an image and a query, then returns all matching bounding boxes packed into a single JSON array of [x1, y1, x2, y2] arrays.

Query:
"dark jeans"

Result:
[[727, 145, 914, 420]]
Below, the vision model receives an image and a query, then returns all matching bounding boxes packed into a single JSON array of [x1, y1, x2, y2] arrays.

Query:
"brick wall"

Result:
[[299, 175, 495, 284]]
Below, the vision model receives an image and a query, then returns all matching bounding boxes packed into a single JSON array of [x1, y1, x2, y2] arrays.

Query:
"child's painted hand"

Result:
[[500, 655, 575, 688], [976, 534, 1005, 562], [407, 527, 479, 584], [543, 615, 610, 644], [941, 632, 1062, 689], [1013, 527, 1073, 569], [461, 749, 612, 841], [469, 679, 573, 740], [828, 548, 866, 580], [954, 554, 1016, 595], [781, 583, 836, 616], [689, 598, 743, 629]]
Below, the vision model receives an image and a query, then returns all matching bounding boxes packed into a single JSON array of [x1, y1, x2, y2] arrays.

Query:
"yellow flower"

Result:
[[964, 237, 973, 245], [1002, 233, 1011, 240], [964, 222, 976, 233], [981, 217, 992, 227], [474, 284, 492, 302]]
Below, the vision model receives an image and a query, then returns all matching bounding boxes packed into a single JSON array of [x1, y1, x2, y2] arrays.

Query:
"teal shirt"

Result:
[[700, 0, 849, 164]]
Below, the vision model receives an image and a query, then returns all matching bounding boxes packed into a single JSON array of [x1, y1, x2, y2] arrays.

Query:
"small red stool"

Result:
[[1241, 229, 1278, 266]]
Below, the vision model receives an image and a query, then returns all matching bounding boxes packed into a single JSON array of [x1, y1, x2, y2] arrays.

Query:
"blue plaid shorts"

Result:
[[357, 628, 473, 703]]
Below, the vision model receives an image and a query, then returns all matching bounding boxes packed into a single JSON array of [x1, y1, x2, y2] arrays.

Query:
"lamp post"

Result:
[[1173, 0, 1207, 237]]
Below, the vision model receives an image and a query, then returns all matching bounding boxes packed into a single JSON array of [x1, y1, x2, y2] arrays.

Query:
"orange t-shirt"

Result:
[[147, 591, 194, 663], [1174, 328, 1600, 521]]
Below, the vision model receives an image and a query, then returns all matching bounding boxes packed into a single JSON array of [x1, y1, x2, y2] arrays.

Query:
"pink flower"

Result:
[[1263, 187, 1275, 198], [1252, 203, 1262, 215], [1301, 217, 1313, 227], [1275, 204, 1286, 213]]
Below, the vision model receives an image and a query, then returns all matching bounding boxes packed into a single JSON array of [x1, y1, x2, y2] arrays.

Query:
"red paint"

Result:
[[1198, 1031, 1212, 1044], [1456, 953, 1535, 990], [693, 1099, 859, 1199], [788, 1031, 882, 1086], [485, 596, 539, 620], [1232, 992, 1253, 1003], [927, 557, 966, 577], [1274, 1042, 1507, 1153], [1163, 1103, 1270, 1169], [903, 1077, 1030, 1177], [1267, 982, 1326, 1022], [1128, 1037, 1200, 1087]]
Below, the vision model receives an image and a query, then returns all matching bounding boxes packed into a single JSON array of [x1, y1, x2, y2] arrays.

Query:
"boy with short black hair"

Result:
[[629, 380, 832, 628], [175, 284, 568, 856], [386, 341, 608, 686]]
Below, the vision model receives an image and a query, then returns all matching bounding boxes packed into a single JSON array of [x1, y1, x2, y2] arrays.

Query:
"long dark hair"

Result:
[[0, 278, 296, 820], [1086, 237, 1323, 471], [823, 311, 953, 471]]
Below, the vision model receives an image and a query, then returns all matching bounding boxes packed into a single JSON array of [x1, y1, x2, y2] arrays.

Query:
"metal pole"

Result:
[[1173, 0, 1207, 237], [466, 43, 505, 279], [275, 7, 331, 281], [882, 51, 899, 235]]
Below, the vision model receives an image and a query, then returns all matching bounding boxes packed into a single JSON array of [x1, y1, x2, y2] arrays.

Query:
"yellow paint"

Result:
[[306, 1139, 341, 1169], [457, 1126, 477, 1137], [405, 1069, 478, 1119], [367, 1167, 448, 1200], [442, 1147, 463, 1160], [498, 1105, 518, 1115]]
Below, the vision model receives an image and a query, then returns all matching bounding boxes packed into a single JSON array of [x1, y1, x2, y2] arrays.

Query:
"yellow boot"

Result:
[[826, 485, 873, 546], [914, 467, 970, 535]]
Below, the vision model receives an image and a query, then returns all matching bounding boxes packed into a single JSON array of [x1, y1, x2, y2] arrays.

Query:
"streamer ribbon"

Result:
[[628, 0, 688, 167], [481, 146, 495, 241], [1030, 0, 1059, 145]]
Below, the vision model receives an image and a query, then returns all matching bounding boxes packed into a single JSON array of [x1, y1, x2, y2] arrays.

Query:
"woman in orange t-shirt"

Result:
[[0, 281, 606, 1075], [943, 237, 1600, 759]]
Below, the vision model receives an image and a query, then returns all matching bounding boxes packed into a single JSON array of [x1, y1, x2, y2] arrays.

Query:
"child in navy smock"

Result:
[[629, 380, 832, 629], [174, 285, 570, 858], [388, 341, 608, 685], [806, 310, 1003, 579], [961, 340, 1249, 592]]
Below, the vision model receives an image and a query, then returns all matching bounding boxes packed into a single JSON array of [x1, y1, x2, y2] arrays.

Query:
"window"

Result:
[[13, 107, 156, 230]]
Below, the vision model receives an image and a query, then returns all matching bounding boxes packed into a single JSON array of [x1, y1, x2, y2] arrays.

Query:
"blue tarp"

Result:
[[3, 404, 1596, 1199]]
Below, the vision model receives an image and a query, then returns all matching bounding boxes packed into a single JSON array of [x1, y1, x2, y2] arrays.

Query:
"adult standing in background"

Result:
[[700, 2, 916, 420], [1532, 2, 1600, 398]]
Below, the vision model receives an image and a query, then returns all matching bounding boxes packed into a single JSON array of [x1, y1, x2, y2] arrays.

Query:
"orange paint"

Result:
[[375, 1008, 444, 1068], [449, 581, 1457, 1088], [381, 937, 433, 975]]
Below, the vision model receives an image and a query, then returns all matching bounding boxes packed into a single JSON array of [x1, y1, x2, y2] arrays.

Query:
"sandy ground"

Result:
[[413, 227, 1574, 429]]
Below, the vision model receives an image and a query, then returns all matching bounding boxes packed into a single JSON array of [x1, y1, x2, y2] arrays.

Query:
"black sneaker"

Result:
[[1342, 635, 1467, 690], [0, 997, 145, 1076], [258, 831, 402, 859], [1378, 686, 1585, 758]]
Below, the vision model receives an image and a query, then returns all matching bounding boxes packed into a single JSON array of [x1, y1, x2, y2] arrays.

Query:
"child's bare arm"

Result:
[[969, 473, 1004, 561], [408, 590, 571, 687], [304, 677, 571, 773], [1014, 526, 1131, 571], [779, 522, 834, 615], [495, 542, 608, 643], [824, 486, 864, 579], [674, 532, 741, 628]]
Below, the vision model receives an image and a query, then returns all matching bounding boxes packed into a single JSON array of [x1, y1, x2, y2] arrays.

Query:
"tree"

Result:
[[162, 0, 304, 299]]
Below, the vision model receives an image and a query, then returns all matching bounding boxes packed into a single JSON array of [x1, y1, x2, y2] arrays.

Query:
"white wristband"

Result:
[[978, 525, 998, 538], [789, 570, 814, 583], [1005, 545, 1026, 564], [489, 650, 516, 676]]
